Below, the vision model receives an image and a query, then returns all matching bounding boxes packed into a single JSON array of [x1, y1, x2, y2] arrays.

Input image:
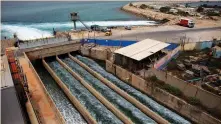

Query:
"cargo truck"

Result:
[[179, 18, 194, 28]]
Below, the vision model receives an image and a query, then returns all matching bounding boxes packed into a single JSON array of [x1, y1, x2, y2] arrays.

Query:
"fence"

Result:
[[82, 38, 137, 47], [19, 37, 69, 49]]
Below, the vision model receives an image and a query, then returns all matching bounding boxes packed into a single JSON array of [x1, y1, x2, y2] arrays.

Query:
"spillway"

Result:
[[47, 60, 123, 124], [33, 62, 87, 124], [62, 57, 155, 124], [33, 53, 191, 124], [75, 55, 191, 124]]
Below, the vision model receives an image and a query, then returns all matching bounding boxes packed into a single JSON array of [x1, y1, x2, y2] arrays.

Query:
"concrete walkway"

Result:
[[19, 57, 59, 124]]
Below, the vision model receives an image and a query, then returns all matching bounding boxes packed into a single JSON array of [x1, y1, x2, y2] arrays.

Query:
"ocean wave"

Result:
[[28, 21, 156, 29], [1, 24, 52, 40], [1, 20, 156, 40]]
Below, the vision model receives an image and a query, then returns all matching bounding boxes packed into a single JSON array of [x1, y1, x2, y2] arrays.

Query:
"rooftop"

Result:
[[114, 39, 169, 61]]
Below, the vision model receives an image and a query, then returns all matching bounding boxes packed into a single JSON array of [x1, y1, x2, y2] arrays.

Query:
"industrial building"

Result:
[[1, 36, 220, 124], [114, 39, 169, 72]]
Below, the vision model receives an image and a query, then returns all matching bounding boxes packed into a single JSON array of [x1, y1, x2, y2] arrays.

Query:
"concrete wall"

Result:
[[152, 68, 221, 118], [23, 53, 65, 124], [25, 41, 80, 60], [116, 66, 132, 83], [182, 41, 213, 51], [106, 60, 221, 124], [80, 46, 108, 61]]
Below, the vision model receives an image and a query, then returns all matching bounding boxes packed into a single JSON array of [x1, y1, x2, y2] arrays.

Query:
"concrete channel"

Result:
[[75, 55, 191, 124], [44, 59, 123, 124], [68, 54, 169, 124], [30, 52, 191, 124], [42, 59, 97, 124], [56, 56, 133, 124]]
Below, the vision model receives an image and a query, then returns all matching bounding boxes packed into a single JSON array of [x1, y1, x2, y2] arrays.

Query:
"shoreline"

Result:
[[120, 2, 221, 27]]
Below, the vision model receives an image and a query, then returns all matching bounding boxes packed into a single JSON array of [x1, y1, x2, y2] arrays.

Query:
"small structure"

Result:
[[212, 46, 221, 58], [70, 12, 80, 30], [114, 39, 169, 71], [70, 12, 89, 30], [169, 8, 178, 14]]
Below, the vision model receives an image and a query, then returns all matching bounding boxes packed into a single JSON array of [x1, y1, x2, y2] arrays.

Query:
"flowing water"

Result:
[[47, 60, 123, 124], [33, 62, 86, 124], [62, 57, 156, 124], [75, 55, 191, 124]]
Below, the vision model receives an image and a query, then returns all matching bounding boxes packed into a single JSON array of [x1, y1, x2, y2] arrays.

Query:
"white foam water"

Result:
[[1, 21, 156, 40], [1, 24, 52, 40], [28, 21, 156, 29]]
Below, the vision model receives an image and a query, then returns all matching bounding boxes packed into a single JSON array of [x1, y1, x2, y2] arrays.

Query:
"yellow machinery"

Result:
[[105, 31, 112, 36]]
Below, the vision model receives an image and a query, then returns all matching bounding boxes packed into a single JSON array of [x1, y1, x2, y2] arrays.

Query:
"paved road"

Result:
[[99, 27, 221, 43]]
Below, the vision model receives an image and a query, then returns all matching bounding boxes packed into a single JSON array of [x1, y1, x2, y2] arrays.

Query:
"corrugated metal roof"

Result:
[[114, 39, 169, 61]]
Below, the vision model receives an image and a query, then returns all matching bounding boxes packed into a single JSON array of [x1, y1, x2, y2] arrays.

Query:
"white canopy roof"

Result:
[[114, 39, 169, 61]]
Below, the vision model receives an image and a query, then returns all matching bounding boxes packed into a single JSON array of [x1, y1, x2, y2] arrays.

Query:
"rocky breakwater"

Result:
[[121, 3, 182, 25]]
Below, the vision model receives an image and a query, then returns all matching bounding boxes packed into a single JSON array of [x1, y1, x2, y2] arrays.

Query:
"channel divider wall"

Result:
[[26, 98, 39, 124], [42, 59, 97, 124], [56, 56, 133, 124], [68, 53, 169, 124], [23, 53, 65, 124]]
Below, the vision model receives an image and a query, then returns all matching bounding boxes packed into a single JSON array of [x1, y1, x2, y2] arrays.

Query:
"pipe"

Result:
[[42, 59, 97, 124], [56, 56, 133, 124], [69, 53, 169, 124]]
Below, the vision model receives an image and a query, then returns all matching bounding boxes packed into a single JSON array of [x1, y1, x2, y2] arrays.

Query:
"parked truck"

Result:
[[179, 18, 194, 28]]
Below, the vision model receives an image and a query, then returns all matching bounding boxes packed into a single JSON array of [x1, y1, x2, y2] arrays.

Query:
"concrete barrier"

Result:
[[106, 60, 221, 124], [56, 56, 133, 124], [80, 46, 108, 61], [25, 41, 81, 60], [42, 59, 97, 124], [115, 66, 132, 83], [23, 53, 65, 124], [106, 60, 116, 75], [69, 54, 169, 124], [152, 68, 221, 115]]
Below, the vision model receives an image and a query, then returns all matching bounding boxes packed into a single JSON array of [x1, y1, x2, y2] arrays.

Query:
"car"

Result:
[[125, 26, 131, 30]]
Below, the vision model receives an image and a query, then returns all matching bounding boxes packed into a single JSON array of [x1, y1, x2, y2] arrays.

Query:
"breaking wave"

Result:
[[1, 24, 52, 40], [1, 20, 156, 40]]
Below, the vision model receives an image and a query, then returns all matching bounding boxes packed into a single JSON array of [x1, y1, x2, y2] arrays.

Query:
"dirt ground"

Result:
[[166, 49, 221, 81]]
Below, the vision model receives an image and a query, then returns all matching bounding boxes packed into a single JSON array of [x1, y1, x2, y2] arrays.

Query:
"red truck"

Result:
[[179, 18, 194, 28]]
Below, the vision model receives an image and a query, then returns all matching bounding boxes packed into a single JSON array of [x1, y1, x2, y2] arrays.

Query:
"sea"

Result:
[[1, 1, 156, 40]]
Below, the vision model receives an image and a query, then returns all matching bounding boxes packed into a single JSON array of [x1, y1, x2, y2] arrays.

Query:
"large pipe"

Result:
[[68, 53, 169, 124], [56, 56, 133, 124], [42, 59, 97, 124]]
